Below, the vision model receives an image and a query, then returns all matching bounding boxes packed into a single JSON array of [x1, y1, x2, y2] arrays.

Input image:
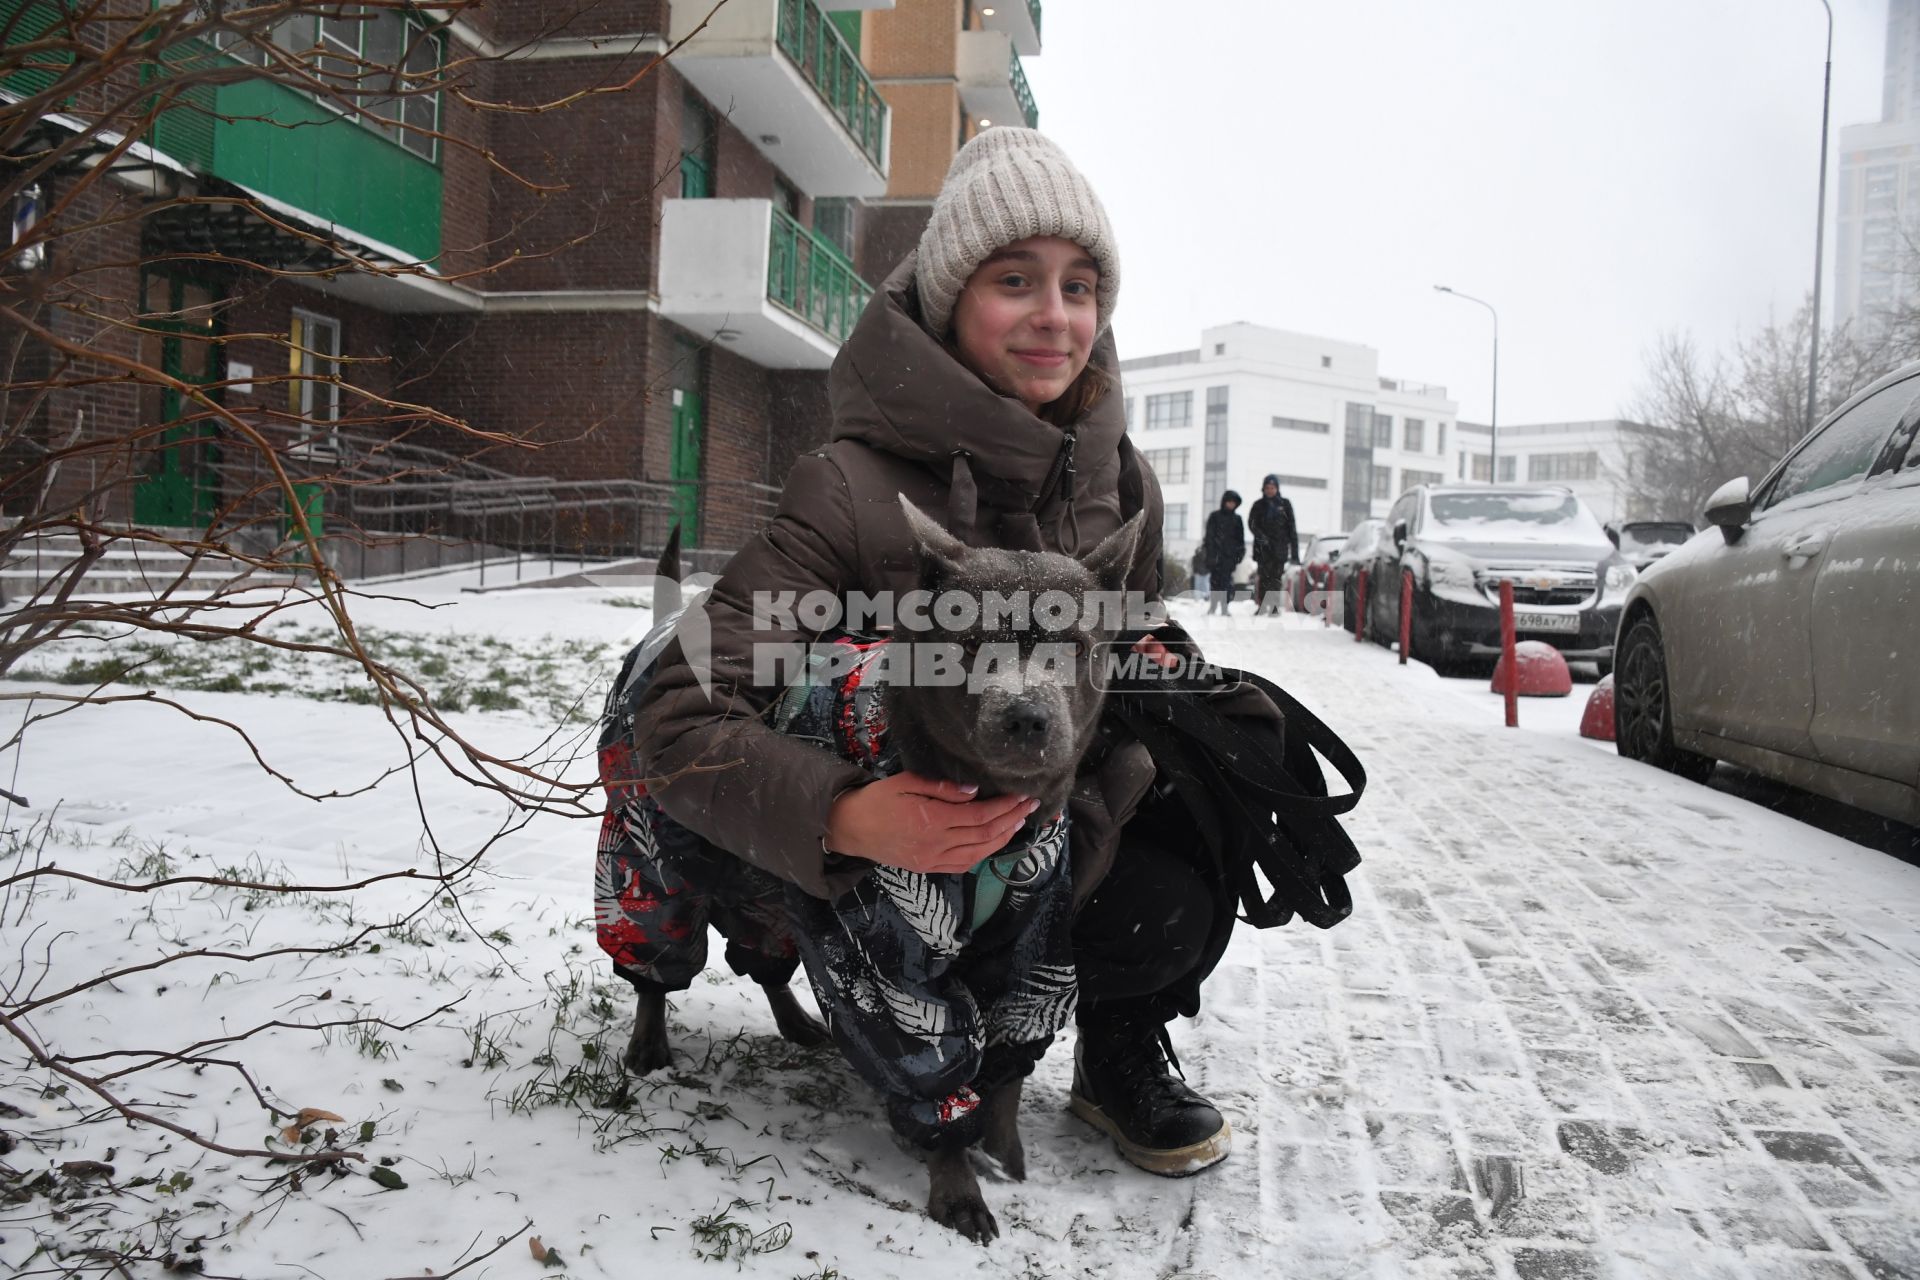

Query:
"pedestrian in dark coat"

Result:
[[1248, 473, 1298, 615], [1202, 490, 1245, 615]]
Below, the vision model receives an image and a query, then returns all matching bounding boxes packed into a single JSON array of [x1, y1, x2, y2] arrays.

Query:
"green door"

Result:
[[671, 387, 703, 546], [132, 274, 223, 528]]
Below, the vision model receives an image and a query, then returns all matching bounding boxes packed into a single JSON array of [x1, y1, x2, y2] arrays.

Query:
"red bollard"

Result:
[[1498, 579, 1518, 727], [1354, 570, 1369, 642], [1399, 570, 1413, 665]]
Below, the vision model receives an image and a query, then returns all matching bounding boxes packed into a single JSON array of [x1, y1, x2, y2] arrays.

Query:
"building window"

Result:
[[217, 8, 444, 161], [1437, 422, 1447, 456], [1273, 474, 1328, 490], [815, 198, 855, 257], [1343, 403, 1374, 527], [1214, 343, 1225, 355], [1371, 412, 1392, 448], [1404, 418, 1425, 453], [1143, 447, 1191, 484], [1163, 502, 1189, 541], [1371, 464, 1394, 500], [1402, 469, 1444, 489], [1498, 456, 1517, 482], [681, 94, 717, 198], [1271, 415, 1330, 434], [289, 309, 342, 453], [1124, 397, 1135, 429], [1527, 451, 1601, 482], [1468, 454, 1492, 482], [1144, 391, 1192, 430], [1204, 389, 1229, 503], [1321, 355, 1332, 368]]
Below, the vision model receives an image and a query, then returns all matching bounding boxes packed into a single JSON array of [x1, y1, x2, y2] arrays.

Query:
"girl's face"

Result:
[[950, 235, 1099, 414]]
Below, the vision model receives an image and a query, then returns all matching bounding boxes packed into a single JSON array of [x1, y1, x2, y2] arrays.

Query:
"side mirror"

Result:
[[1392, 519, 1408, 549], [1604, 524, 1621, 548], [1703, 476, 1752, 544]]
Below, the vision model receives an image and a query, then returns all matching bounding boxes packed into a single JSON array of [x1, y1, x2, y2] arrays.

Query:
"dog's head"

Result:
[[886, 497, 1146, 806]]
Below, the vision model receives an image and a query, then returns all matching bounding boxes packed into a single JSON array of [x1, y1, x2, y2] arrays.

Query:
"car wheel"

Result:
[[1614, 615, 1713, 782]]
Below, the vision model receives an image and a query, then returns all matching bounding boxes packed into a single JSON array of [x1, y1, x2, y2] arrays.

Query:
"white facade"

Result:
[[1836, 0, 1920, 335], [1119, 322, 1458, 555], [1449, 419, 1657, 528]]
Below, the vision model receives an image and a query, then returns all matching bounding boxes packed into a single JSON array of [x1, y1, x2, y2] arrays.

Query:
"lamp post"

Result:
[[1807, 0, 1834, 434], [1435, 284, 1499, 483]]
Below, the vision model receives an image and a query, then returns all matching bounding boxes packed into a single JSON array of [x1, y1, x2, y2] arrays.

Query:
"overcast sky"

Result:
[[1019, 0, 1887, 425]]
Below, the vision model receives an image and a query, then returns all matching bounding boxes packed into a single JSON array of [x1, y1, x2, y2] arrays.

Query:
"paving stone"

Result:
[[1346, 1041, 1445, 1111], [1744, 1256, 1862, 1280], [1532, 1049, 1633, 1117], [1470, 1153, 1524, 1219], [1343, 991, 1425, 1044], [1431, 1007, 1522, 1077], [1378, 1190, 1481, 1255], [1490, 1191, 1595, 1243], [1669, 1011, 1765, 1058], [1367, 1110, 1468, 1190], [1709, 1204, 1830, 1251], [1510, 1246, 1600, 1280], [1555, 1120, 1645, 1176], [1756, 1130, 1887, 1207], [1828, 1211, 1920, 1280]]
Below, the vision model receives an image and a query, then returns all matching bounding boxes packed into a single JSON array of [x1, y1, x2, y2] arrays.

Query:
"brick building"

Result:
[[1, 0, 1046, 569]]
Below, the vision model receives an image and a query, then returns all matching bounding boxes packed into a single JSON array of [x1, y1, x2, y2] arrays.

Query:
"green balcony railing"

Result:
[[1010, 49, 1038, 130], [775, 0, 888, 170], [1027, 0, 1043, 42], [768, 206, 873, 345]]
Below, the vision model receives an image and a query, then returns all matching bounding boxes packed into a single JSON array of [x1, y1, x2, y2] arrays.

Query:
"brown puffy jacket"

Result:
[[632, 259, 1165, 904]]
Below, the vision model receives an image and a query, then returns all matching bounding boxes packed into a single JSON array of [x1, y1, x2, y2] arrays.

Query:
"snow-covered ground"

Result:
[[4, 586, 1918, 1279]]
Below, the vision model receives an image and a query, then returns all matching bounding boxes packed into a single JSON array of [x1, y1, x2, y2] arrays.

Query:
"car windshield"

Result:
[[1425, 491, 1609, 545], [1619, 524, 1692, 554]]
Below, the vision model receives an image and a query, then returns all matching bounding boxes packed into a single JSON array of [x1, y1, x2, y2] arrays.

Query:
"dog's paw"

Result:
[[928, 1187, 999, 1244], [763, 987, 830, 1048], [621, 1025, 671, 1074], [980, 1128, 1026, 1182]]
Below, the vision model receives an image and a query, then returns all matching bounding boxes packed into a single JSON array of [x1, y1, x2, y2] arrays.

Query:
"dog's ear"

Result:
[[1079, 510, 1147, 595], [900, 496, 969, 586]]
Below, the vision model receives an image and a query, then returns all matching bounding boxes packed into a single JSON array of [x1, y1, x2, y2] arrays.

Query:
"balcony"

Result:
[[667, 0, 890, 197], [657, 199, 874, 370], [956, 29, 1039, 131], [976, 0, 1042, 57], [814, 1, 896, 8]]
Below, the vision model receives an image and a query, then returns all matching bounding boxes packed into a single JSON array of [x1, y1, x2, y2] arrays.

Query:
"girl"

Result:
[[632, 129, 1231, 1186]]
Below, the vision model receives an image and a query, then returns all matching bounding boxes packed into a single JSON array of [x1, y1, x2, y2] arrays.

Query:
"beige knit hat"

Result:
[[913, 127, 1120, 338]]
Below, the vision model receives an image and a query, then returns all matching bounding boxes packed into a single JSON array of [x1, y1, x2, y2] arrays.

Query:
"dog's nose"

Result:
[[1002, 701, 1051, 743]]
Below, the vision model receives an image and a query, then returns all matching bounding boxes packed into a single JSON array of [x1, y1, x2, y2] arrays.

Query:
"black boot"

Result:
[[1070, 1012, 1230, 1176]]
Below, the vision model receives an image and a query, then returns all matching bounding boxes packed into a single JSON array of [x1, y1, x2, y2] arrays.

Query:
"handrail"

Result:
[[767, 204, 874, 344], [1010, 48, 1038, 129], [774, 0, 888, 169]]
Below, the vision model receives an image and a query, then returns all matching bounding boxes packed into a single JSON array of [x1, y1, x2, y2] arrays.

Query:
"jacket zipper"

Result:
[[1038, 430, 1077, 509]]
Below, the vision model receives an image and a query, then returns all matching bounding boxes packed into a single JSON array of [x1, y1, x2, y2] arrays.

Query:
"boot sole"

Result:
[[1068, 1093, 1232, 1177]]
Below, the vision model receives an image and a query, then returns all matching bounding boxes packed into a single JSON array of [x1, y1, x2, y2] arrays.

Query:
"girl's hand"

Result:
[[826, 774, 1040, 873], [1132, 633, 1175, 669]]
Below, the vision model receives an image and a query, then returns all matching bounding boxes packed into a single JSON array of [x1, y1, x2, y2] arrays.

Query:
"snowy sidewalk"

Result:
[[2, 593, 1917, 1279], [1169, 609, 1920, 1280]]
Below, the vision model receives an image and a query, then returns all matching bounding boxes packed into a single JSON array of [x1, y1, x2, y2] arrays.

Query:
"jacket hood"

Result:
[[1220, 490, 1243, 509], [827, 256, 1127, 517], [1262, 473, 1282, 490]]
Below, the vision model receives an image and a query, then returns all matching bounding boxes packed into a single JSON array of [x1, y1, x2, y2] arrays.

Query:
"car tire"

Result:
[[1614, 615, 1714, 783]]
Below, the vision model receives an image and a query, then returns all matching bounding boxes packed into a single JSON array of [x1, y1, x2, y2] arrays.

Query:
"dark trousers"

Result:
[[1071, 824, 1226, 1027]]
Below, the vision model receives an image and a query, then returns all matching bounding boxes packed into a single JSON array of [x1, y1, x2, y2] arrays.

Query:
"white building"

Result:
[[1836, 0, 1920, 335], [1450, 419, 1659, 528], [1119, 322, 1459, 555]]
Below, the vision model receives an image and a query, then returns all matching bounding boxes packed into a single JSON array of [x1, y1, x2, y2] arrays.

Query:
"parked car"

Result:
[[1287, 533, 1348, 612], [1333, 520, 1388, 628], [1352, 484, 1635, 674], [1614, 362, 1920, 825], [1611, 520, 1697, 570]]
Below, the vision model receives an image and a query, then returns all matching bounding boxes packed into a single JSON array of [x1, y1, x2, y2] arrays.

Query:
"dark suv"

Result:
[[1355, 484, 1639, 674]]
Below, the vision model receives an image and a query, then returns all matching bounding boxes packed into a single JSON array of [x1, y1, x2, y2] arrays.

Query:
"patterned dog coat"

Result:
[[596, 630, 1078, 1150]]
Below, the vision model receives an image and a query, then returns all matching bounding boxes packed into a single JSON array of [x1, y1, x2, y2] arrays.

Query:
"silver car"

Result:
[[1613, 363, 1920, 825]]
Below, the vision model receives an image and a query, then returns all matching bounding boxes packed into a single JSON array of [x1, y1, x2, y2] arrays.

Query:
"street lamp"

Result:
[[1434, 284, 1499, 483], [1806, 0, 1833, 434]]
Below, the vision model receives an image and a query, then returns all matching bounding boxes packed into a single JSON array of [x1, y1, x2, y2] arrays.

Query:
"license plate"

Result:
[[1514, 611, 1581, 634]]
